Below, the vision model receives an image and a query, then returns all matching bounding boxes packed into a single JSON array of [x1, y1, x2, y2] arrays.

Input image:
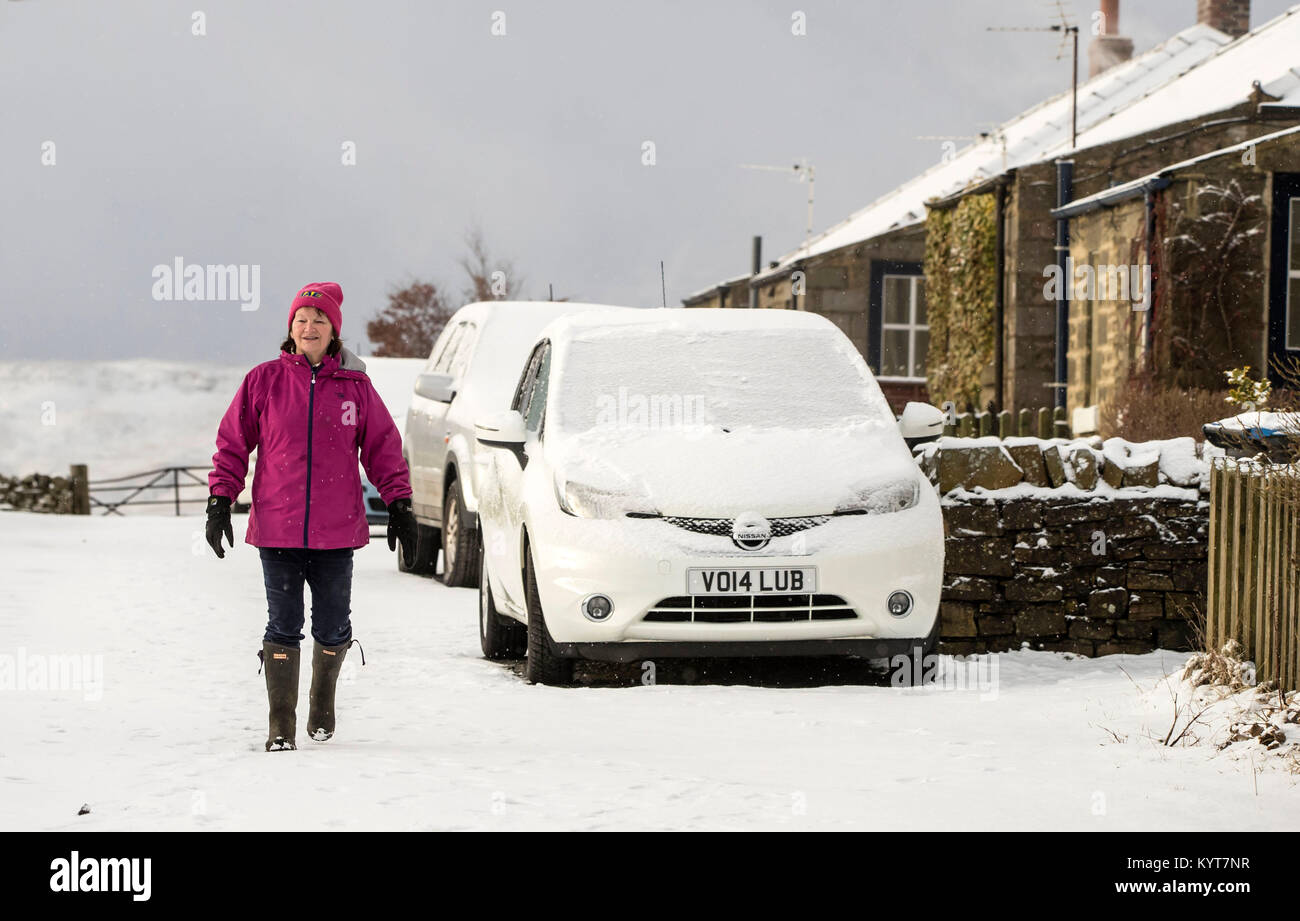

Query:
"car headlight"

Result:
[[834, 477, 922, 516], [555, 476, 659, 519]]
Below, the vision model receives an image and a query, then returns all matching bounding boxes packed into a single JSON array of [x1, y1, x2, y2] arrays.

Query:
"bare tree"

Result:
[[365, 281, 454, 358], [459, 227, 523, 304], [366, 229, 526, 358]]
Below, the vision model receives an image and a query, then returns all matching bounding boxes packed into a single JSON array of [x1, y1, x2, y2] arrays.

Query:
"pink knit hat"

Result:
[[288, 282, 344, 335]]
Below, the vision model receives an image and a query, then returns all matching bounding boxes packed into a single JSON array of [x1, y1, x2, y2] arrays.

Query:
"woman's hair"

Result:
[[281, 334, 343, 357]]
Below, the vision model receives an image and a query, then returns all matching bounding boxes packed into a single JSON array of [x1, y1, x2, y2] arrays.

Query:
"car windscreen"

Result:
[[552, 327, 895, 436]]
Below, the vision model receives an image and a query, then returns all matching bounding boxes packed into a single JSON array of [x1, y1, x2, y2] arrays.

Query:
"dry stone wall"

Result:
[[920, 438, 1212, 657], [0, 473, 77, 514]]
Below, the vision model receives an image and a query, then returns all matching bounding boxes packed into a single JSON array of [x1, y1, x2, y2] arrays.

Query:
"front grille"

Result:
[[662, 516, 830, 538], [643, 593, 857, 624]]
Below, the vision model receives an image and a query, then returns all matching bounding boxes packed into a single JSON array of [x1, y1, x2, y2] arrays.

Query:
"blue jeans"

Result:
[[260, 548, 354, 648]]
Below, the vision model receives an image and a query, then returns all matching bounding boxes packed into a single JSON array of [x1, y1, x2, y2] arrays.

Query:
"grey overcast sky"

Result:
[[2, 0, 1294, 361]]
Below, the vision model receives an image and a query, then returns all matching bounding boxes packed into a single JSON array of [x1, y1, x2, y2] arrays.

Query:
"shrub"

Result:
[[1099, 377, 1233, 442]]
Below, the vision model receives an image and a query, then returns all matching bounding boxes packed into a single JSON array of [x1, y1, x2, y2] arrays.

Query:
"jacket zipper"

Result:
[[303, 365, 317, 547]]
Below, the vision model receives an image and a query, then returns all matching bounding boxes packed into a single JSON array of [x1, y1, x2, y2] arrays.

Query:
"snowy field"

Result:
[[0, 357, 424, 479], [3, 512, 1297, 832]]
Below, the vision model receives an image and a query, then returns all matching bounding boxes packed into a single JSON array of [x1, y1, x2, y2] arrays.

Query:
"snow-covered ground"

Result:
[[3, 512, 1296, 832], [0, 356, 423, 478]]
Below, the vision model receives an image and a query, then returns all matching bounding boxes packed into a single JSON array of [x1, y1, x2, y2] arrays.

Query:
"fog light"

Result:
[[581, 593, 614, 622], [887, 590, 913, 617]]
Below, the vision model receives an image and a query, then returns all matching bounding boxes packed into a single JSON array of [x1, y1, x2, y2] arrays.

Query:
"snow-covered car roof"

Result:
[[1203, 411, 1300, 462], [1205, 411, 1300, 436], [542, 307, 896, 433], [451, 299, 638, 325], [451, 300, 633, 413], [537, 309, 915, 518], [541, 305, 842, 341]]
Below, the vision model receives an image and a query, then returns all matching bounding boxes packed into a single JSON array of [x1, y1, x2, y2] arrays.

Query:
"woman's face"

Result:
[[290, 307, 334, 362]]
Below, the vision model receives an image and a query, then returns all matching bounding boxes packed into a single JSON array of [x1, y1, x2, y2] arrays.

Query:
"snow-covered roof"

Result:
[[1062, 5, 1300, 150], [682, 272, 752, 303], [755, 18, 1252, 281], [1055, 123, 1300, 217]]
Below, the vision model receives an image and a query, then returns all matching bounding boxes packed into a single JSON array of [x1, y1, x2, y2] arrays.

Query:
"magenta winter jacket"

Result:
[[209, 348, 412, 550]]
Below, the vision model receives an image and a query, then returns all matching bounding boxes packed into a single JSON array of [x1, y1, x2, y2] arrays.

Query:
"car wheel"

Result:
[[524, 551, 573, 686], [397, 522, 440, 575], [441, 478, 482, 587], [479, 550, 527, 659]]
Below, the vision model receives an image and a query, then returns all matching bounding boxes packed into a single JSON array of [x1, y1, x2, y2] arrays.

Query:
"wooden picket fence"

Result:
[[1205, 457, 1300, 692], [942, 406, 1070, 439]]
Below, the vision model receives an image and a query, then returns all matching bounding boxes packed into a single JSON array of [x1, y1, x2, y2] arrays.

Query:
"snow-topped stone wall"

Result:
[[923, 438, 1210, 657], [916, 435, 1214, 498]]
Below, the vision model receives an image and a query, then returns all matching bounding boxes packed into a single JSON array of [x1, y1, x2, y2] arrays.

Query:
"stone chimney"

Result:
[[1088, 0, 1134, 78], [1197, 0, 1251, 38]]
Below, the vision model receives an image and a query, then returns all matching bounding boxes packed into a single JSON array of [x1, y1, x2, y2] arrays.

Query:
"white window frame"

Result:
[[877, 274, 928, 383], [1287, 198, 1300, 350]]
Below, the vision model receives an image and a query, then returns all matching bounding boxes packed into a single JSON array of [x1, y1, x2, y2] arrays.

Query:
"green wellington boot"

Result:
[[307, 640, 350, 742], [260, 641, 300, 751]]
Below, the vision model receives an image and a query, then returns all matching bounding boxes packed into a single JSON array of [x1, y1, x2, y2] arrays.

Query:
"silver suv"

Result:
[[400, 300, 624, 585]]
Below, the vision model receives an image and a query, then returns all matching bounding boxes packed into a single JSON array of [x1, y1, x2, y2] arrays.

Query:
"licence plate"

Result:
[[686, 567, 818, 595]]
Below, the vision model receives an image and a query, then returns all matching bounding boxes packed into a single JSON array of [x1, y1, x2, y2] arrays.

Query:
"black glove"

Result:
[[206, 495, 234, 559], [387, 497, 417, 559]]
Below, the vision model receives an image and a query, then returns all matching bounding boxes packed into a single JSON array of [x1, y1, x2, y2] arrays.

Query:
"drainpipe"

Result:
[[1143, 188, 1158, 372], [994, 180, 1006, 411], [749, 236, 761, 309], [1054, 160, 1074, 411]]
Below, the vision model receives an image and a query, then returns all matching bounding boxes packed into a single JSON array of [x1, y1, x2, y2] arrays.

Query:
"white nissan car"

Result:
[[473, 308, 946, 685]]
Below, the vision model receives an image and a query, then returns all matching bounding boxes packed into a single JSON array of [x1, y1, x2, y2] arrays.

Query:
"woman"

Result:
[[205, 282, 417, 752]]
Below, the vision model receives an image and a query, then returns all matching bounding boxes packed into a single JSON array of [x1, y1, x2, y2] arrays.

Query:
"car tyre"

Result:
[[441, 478, 482, 587], [480, 550, 527, 659], [524, 551, 573, 686]]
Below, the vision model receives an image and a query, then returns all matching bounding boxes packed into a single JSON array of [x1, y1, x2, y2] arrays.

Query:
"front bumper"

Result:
[[556, 615, 940, 662], [527, 488, 945, 650]]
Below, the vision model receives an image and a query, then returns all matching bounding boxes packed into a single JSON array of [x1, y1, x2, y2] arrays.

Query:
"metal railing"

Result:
[[89, 466, 213, 516]]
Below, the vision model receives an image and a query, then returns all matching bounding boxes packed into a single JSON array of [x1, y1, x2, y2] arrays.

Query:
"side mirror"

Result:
[[414, 372, 456, 403], [475, 411, 527, 448], [898, 402, 946, 442]]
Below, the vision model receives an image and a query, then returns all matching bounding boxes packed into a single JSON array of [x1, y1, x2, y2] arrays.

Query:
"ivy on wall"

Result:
[[923, 193, 997, 411]]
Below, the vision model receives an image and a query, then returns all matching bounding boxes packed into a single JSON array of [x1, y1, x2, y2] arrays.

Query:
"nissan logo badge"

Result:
[[732, 513, 771, 551]]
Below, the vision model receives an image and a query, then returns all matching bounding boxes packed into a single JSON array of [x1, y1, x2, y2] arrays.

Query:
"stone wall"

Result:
[[1004, 159, 1060, 415], [918, 437, 1212, 657], [938, 493, 1208, 656], [1065, 195, 1148, 414], [0, 472, 77, 513], [916, 435, 1208, 495]]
